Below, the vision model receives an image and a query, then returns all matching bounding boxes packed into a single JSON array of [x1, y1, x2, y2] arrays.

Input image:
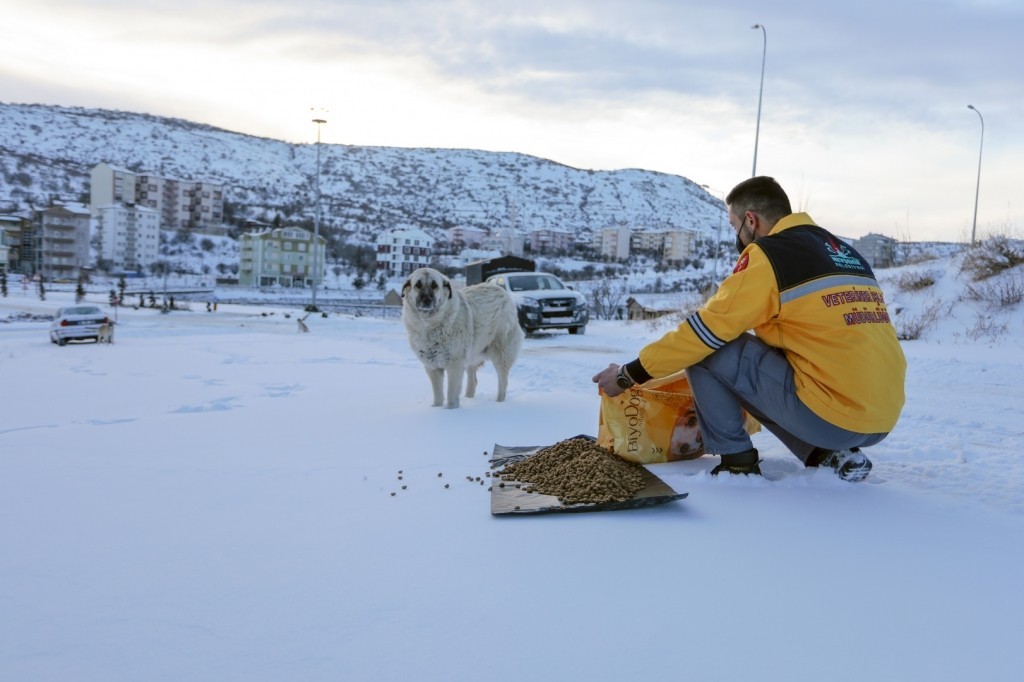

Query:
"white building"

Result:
[[375, 227, 435, 277], [238, 227, 326, 288], [94, 203, 161, 272], [481, 227, 525, 257], [446, 226, 488, 249]]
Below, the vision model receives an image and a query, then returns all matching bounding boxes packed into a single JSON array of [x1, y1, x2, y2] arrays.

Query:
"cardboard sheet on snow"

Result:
[[489, 442, 687, 516]]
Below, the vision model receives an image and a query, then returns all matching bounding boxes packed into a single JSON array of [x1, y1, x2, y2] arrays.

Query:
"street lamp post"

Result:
[[967, 104, 984, 246], [311, 112, 327, 310], [751, 23, 767, 177]]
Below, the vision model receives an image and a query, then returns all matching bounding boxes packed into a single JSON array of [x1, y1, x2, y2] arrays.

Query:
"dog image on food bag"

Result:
[[401, 267, 524, 409], [669, 406, 704, 460]]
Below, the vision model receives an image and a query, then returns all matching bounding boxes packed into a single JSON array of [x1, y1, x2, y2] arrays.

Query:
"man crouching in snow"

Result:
[[593, 176, 906, 481]]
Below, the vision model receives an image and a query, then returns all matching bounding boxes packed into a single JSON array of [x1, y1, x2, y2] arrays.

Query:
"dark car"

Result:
[[486, 271, 589, 334]]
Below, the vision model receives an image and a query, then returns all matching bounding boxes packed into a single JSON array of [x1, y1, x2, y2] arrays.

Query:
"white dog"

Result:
[[402, 267, 523, 409], [97, 321, 115, 344]]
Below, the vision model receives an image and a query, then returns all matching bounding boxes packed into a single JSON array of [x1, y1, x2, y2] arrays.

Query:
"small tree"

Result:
[[118, 275, 127, 303], [0, 270, 7, 298], [38, 278, 46, 301], [75, 278, 86, 303]]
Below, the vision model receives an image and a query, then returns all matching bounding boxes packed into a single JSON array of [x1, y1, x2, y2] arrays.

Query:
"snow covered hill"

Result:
[[0, 102, 724, 245]]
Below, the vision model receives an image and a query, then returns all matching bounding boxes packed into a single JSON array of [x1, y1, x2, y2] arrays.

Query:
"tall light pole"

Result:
[[751, 23, 767, 177], [967, 104, 984, 246], [311, 111, 327, 310]]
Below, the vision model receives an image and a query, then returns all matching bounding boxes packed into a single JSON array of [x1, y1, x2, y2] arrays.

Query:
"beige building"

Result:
[[94, 203, 161, 272], [597, 226, 632, 260], [238, 226, 326, 287], [529, 228, 575, 254], [629, 229, 698, 263], [91, 163, 225, 231], [36, 204, 91, 280], [662, 230, 698, 262]]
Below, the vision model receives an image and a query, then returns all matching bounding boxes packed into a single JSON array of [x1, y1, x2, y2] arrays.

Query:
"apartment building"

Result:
[[596, 225, 632, 260], [0, 214, 30, 273], [528, 228, 575, 255], [91, 162, 225, 231], [375, 227, 435, 277], [94, 203, 161, 272], [35, 204, 91, 280], [853, 233, 898, 269], [662, 229, 698, 262], [627, 228, 698, 262], [238, 226, 326, 287]]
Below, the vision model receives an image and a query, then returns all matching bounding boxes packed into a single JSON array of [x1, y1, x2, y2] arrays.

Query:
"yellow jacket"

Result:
[[629, 213, 906, 433]]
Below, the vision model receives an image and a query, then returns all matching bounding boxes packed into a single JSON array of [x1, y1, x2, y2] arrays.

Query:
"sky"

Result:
[[2, 249, 1024, 679], [1, 0, 1021, 242]]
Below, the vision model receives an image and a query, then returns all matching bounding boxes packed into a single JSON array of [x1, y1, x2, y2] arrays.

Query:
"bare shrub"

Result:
[[894, 270, 937, 293], [960, 236, 1024, 281], [894, 299, 943, 341], [965, 312, 1009, 342], [963, 272, 1024, 309]]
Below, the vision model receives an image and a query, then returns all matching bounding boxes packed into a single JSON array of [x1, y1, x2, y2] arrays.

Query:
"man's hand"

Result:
[[593, 363, 625, 397]]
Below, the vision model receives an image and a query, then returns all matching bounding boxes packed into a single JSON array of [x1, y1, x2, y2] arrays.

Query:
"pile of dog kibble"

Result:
[[498, 437, 646, 504]]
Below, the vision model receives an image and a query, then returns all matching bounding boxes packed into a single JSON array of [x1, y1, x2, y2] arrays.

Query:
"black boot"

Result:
[[710, 448, 762, 476]]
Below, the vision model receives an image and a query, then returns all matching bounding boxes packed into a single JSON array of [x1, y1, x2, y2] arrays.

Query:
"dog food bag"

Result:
[[597, 371, 760, 464]]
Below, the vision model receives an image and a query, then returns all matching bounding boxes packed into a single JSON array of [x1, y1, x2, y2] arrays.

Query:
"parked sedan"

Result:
[[49, 305, 111, 346]]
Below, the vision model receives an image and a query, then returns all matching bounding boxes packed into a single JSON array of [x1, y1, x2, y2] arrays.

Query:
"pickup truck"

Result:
[[485, 271, 589, 335]]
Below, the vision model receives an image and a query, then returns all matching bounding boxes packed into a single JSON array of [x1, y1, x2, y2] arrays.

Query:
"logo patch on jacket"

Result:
[[733, 254, 750, 273], [823, 237, 866, 271]]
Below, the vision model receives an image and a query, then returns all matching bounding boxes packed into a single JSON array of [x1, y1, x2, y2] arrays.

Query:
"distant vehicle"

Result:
[[49, 305, 111, 346], [486, 271, 589, 335]]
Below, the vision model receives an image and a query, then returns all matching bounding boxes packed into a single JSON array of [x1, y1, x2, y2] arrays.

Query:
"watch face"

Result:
[[616, 373, 632, 389]]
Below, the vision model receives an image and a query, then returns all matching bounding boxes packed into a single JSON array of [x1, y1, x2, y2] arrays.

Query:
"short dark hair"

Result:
[[726, 176, 792, 225]]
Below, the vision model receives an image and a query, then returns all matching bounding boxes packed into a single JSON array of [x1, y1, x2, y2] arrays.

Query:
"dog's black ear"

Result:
[[401, 279, 412, 297], [443, 280, 452, 297]]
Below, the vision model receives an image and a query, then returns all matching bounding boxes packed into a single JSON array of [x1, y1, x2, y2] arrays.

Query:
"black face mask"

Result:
[[735, 233, 746, 254]]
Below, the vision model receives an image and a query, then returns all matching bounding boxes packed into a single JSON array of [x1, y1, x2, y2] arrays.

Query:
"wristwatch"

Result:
[[615, 365, 635, 390]]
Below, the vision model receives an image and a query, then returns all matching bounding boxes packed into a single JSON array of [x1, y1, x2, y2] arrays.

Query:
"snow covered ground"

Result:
[[2, 255, 1023, 681]]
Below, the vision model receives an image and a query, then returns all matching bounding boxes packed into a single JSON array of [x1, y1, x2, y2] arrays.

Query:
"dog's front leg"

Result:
[[427, 367, 446, 407], [445, 361, 465, 408]]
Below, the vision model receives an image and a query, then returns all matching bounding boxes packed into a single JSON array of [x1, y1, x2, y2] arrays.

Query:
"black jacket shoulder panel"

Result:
[[754, 225, 875, 292]]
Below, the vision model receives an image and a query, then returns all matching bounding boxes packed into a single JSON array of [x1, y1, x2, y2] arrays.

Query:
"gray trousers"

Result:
[[684, 334, 888, 463]]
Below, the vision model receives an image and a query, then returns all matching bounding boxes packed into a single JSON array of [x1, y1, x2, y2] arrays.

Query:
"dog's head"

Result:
[[669, 406, 704, 460], [402, 267, 453, 315]]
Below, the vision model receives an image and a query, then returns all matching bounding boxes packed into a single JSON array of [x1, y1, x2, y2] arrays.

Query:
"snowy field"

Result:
[[2, 268, 1023, 681]]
